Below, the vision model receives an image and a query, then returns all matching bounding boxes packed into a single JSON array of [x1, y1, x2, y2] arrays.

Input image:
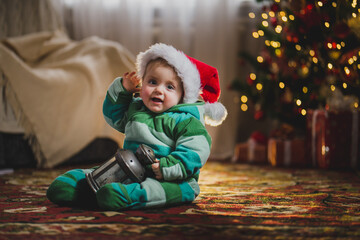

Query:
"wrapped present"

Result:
[[232, 131, 267, 164], [268, 137, 308, 167], [306, 109, 360, 169]]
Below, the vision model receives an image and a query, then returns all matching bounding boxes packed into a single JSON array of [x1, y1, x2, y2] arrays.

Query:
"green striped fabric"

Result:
[[101, 77, 211, 208], [103, 77, 211, 181]]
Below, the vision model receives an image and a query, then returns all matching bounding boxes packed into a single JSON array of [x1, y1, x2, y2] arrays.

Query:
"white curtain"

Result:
[[51, 0, 259, 160]]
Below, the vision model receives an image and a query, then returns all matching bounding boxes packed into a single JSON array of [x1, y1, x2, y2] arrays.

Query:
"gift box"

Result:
[[232, 140, 267, 164], [306, 109, 360, 169], [267, 137, 308, 167], [232, 131, 267, 164]]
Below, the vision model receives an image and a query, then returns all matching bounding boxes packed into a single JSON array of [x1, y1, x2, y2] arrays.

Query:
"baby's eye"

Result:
[[167, 84, 175, 90], [149, 79, 157, 85]]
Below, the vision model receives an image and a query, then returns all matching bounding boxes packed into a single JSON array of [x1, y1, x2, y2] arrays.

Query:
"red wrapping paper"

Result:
[[267, 138, 308, 167], [306, 109, 360, 169]]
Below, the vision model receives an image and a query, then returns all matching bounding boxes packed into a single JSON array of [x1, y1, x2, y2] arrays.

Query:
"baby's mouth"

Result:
[[151, 97, 163, 103]]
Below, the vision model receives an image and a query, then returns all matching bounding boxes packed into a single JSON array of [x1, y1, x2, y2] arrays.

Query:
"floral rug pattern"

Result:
[[0, 162, 360, 239]]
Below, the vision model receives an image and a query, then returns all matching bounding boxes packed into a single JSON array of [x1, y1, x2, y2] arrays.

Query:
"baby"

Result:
[[47, 43, 227, 210]]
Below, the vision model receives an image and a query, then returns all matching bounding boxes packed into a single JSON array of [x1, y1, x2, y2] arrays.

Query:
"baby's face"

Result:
[[140, 63, 183, 113]]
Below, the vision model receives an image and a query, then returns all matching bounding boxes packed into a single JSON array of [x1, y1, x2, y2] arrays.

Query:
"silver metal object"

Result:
[[86, 144, 155, 193]]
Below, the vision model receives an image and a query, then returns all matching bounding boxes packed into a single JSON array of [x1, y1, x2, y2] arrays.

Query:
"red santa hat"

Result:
[[136, 43, 227, 126]]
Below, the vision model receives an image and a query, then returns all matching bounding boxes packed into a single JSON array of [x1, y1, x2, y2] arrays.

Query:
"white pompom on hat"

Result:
[[136, 43, 227, 126]]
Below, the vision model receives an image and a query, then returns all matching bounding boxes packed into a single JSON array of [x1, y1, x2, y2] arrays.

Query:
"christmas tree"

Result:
[[231, 0, 360, 133]]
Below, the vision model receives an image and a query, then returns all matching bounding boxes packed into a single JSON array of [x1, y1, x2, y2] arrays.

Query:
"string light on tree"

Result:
[[239, 95, 249, 111], [241, 95, 248, 103], [241, 104, 248, 111], [302, 87, 308, 93], [230, 0, 360, 131], [250, 73, 256, 81]]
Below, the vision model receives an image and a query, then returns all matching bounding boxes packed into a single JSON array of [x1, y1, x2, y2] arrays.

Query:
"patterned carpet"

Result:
[[0, 161, 359, 239]]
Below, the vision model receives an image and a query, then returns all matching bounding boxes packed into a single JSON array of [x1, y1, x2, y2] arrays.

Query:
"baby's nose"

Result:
[[154, 85, 165, 93]]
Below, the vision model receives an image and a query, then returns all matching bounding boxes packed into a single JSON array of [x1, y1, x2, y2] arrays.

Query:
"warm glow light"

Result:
[[262, 21, 269, 27], [252, 32, 259, 38], [344, 66, 351, 75], [249, 12, 256, 18], [262, 13, 268, 19], [309, 50, 315, 56], [241, 103, 248, 111], [330, 85, 336, 91], [327, 42, 332, 49], [258, 30, 264, 36], [288, 61, 296, 67], [295, 45, 301, 51], [318, 1, 323, 7], [337, 44, 341, 50], [355, 102, 359, 108], [343, 82, 348, 89], [279, 82, 285, 89], [250, 73, 256, 80], [352, 13, 357, 18], [349, 58, 354, 65], [265, 40, 271, 46], [256, 83, 263, 91], [301, 109, 307, 116], [257, 56, 264, 63], [271, 41, 281, 48], [275, 49, 282, 56], [328, 63, 333, 69], [296, 99, 302, 106], [325, 22, 330, 28], [332, 2, 337, 7], [302, 66, 309, 75], [313, 57, 318, 63], [269, 11, 275, 17], [275, 25, 282, 33], [322, 145, 329, 155], [341, 41, 346, 47], [289, 15, 295, 20], [241, 95, 248, 103], [303, 86, 308, 93]]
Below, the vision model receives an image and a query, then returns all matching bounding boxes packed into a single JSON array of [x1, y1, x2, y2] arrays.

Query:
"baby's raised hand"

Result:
[[122, 72, 141, 93]]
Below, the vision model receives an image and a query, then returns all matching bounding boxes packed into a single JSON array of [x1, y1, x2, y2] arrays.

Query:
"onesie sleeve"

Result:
[[103, 77, 133, 133], [159, 117, 212, 181]]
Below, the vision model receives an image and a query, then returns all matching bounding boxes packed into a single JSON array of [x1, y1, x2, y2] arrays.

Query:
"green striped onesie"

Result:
[[47, 77, 211, 210]]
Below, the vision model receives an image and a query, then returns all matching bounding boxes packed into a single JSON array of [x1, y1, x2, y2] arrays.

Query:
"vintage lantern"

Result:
[[86, 144, 156, 193]]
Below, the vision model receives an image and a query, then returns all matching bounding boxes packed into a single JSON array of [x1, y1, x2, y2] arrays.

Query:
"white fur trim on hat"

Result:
[[136, 43, 201, 103], [204, 102, 228, 126]]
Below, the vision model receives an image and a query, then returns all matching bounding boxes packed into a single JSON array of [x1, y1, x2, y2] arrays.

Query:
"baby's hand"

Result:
[[152, 159, 163, 180], [122, 72, 141, 93]]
